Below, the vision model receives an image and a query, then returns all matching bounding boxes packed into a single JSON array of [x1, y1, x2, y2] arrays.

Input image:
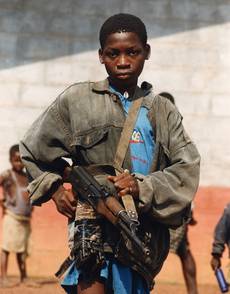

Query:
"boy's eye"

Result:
[[127, 49, 140, 56], [107, 50, 119, 58]]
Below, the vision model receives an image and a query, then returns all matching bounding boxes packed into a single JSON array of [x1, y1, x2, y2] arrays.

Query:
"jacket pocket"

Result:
[[71, 128, 110, 165], [72, 128, 108, 148]]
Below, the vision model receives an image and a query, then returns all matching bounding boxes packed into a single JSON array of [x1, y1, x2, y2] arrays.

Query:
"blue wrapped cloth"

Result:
[[61, 257, 149, 294]]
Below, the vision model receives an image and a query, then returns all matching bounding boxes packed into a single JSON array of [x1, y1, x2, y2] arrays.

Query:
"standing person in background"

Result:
[[0, 144, 33, 288], [20, 13, 200, 294], [159, 92, 199, 294], [211, 203, 230, 272]]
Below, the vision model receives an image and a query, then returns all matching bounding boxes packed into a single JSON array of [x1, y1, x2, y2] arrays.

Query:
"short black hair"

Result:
[[9, 144, 19, 158], [159, 92, 175, 105], [99, 13, 147, 48]]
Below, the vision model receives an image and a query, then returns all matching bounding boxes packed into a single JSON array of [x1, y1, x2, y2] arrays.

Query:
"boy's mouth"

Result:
[[116, 72, 132, 78]]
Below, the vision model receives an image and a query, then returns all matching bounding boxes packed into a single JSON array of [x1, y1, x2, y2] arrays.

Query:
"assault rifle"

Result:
[[69, 165, 150, 257]]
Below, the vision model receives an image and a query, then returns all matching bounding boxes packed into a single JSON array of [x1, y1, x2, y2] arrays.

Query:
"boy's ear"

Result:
[[98, 49, 104, 64], [145, 44, 151, 60]]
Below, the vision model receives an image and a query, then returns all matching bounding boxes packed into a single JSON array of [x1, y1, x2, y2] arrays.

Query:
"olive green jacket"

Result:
[[20, 78, 200, 227]]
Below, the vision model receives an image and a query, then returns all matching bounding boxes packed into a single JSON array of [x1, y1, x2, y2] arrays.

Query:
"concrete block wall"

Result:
[[0, 0, 230, 186]]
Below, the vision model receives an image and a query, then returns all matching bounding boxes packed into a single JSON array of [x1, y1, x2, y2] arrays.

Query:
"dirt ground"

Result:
[[0, 277, 221, 294], [1, 187, 229, 294]]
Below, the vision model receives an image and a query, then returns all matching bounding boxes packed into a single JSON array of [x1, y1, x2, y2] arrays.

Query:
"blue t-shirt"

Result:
[[110, 87, 155, 175]]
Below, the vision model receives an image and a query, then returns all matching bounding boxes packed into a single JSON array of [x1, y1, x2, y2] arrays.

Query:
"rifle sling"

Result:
[[114, 97, 144, 220]]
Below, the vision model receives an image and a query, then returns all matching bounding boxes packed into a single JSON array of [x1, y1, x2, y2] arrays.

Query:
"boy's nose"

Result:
[[117, 55, 130, 68]]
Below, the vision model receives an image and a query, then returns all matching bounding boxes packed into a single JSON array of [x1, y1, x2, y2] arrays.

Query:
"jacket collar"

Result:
[[92, 78, 153, 99], [92, 78, 110, 93]]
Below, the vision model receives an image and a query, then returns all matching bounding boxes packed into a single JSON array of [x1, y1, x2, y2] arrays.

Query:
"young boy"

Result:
[[20, 13, 200, 294], [0, 144, 32, 288]]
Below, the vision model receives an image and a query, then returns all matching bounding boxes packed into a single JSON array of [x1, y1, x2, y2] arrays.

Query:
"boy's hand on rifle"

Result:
[[51, 185, 77, 219], [210, 255, 221, 271], [108, 171, 139, 200]]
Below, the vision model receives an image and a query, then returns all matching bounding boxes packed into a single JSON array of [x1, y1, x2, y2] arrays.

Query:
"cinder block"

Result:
[[71, 51, 105, 82], [0, 32, 17, 56], [213, 23, 230, 46], [182, 116, 212, 142], [0, 83, 20, 106], [0, 10, 23, 34], [170, 1, 220, 22], [20, 84, 65, 108], [72, 0, 123, 16], [170, 92, 211, 116], [0, 56, 16, 69], [123, 0, 171, 21], [0, 10, 47, 34], [142, 68, 216, 93], [0, 62, 45, 84], [0, 106, 43, 130], [44, 58, 74, 85], [0, 0, 21, 9], [205, 117, 230, 145], [71, 15, 104, 38], [47, 16, 72, 36], [0, 106, 44, 169], [71, 39, 97, 54], [149, 43, 219, 68], [207, 71, 230, 94], [25, 0, 74, 14], [145, 18, 187, 39], [19, 10, 47, 34], [212, 97, 230, 116], [219, 51, 230, 68], [16, 35, 70, 60]]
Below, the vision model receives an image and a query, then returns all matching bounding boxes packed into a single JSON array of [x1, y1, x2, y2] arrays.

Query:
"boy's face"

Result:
[[10, 151, 24, 172], [99, 32, 150, 89]]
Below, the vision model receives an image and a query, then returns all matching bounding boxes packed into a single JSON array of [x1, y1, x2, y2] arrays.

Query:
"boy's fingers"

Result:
[[65, 191, 77, 207], [114, 176, 136, 189], [108, 173, 129, 183], [63, 195, 77, 212], [108, 175, 121, 183], [53, 190, 76, 218], [118, 187, 130, 197], [109, 174, 139, 199], [61, 209, 74, 219], [59, 203, 75, 218]]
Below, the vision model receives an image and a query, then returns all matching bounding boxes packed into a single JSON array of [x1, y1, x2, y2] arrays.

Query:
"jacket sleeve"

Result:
[[211, 204, 230, 257], [136, 106, 200, 227], [19, 95, 72, 206]]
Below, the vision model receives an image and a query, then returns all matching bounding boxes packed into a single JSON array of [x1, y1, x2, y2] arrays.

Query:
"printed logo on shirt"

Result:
[[130, 129, 144, 144], [131, 155, 147, 165]]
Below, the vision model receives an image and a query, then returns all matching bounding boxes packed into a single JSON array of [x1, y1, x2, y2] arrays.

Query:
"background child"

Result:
[[0, 144, 33, 288], [211, 203, 230, 272]]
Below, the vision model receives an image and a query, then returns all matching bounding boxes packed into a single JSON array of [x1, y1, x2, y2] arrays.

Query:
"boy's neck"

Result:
[[108, 77, 138, 98]]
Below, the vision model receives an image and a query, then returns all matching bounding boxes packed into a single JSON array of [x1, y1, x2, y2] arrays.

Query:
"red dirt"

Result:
[[1, 186, 230, 293], [0, 278, 220, 294]]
